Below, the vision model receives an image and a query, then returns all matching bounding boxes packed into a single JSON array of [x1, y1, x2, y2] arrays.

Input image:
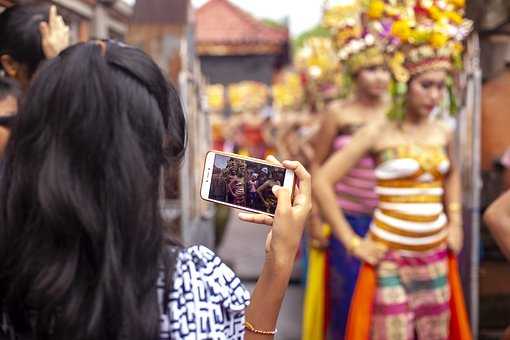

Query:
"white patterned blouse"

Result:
[[159, 246, 251, 340]]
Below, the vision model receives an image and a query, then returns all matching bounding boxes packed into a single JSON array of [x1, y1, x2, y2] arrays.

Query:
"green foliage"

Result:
[[292, 25, 331, 54], [387, 81, 408, 121], [261, 18, 287, 29], [447, 76, 458, 116]]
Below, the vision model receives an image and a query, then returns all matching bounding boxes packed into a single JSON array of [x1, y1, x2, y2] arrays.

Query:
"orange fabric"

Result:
[[448, 254, 472, 340], [345, 254, 472, 340], [345, 263, 377, 340]]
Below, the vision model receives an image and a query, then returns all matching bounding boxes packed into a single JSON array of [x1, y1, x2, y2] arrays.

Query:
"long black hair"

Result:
[[0, 76, 20, 102], [0, 3, 48, 77], [0, 41, 185, 340]]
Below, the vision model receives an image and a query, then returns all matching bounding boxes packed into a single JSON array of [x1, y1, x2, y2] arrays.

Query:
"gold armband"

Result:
[[448, 202, 462, 214]]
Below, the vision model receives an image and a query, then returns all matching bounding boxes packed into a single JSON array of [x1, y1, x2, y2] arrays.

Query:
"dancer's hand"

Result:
[[40, 6, 70, 59], [352, 237, 387, 266], [239, 156, 312, 267], [447, 223, 463, 255]]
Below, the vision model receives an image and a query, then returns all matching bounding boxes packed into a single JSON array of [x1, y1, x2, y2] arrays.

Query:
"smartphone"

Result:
[[201, 151, 295, 216]]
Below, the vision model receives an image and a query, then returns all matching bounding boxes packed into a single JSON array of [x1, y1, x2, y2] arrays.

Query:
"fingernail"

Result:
[[272, 185, 281, 195]]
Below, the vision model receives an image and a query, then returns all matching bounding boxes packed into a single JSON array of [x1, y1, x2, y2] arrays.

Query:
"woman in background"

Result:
[[0, 4, 69, 91], [307, 3, 390, 337]]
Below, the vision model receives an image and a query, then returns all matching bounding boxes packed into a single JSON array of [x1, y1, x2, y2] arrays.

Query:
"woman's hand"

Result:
[[39, 6, 70, 59], [351, 237, 387, 266], [447, 223, 463, 255], [239, 156, 312, 267]]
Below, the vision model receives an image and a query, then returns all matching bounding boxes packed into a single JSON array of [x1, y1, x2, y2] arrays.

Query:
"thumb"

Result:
[[274, 186, 291, 212], [39, 22, 49, 39]]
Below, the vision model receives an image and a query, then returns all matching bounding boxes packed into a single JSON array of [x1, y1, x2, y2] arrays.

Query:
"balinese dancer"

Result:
[[228, 81, 271, 159], [227, 159, 246, 207], [307, 1, 391, 338], [206, 84, 227, 152], [314, 0, 472, 339], [272, 69, 308, 161]]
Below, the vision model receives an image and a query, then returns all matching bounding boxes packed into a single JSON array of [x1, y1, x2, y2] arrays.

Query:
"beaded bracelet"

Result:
[[244, 321, 278, 336]]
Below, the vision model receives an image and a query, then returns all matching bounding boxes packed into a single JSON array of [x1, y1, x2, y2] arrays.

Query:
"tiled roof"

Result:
[[195, 0, 288, 46]]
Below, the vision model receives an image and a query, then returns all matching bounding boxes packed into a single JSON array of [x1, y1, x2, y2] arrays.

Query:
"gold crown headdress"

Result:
[[364, 0, 472, 118], [206, 84, 225, 113], [272, 70, 305, 111], [295, 37, 343, 110], [295, 37, 340, 85], [323, 0, 387, 75], [228, 81, 268, 113]]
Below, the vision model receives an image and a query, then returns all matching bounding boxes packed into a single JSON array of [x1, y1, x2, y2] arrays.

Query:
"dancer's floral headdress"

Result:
[[295, 37, 342, 111], [272, 70, 305, 111], [364, 0, 472, 118], [206, 84, 225, 113], [323, 0, 387, 76], [227, 81, 268, 113]]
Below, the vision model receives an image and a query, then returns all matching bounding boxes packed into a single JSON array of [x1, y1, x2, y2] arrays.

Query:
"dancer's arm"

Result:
[[313, 122, 386, 264], [256, 181, 270, 206], [308, 103, 343, 248], [444, 132, 463, 255], [312, 103, 342, 164]]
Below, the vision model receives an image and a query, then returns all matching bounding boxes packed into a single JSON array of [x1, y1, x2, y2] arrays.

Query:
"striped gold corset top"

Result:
[[370, 144, 450, 251]]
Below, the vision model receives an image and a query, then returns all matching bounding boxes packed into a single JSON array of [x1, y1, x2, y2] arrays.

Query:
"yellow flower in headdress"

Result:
[[409, 27, 431, 44], [228, 84, 242, 112], [448, 0, 465, 8], [206, 85, 225, 112], [452, 42, 464, 56], [429, 31, 448, 49], [392, 20, 412, 42], [296, 37, 339, 82], [447, 11, 463, 25], [388, 51, 410, 83], [367, 0, 385, 19], [322, 0, 361, 29], [272, 71, 304, 110], [428, 6, 446, 22]]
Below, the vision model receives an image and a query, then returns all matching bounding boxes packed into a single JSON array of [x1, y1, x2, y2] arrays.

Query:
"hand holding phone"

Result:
[[238, 156, 312, 259]]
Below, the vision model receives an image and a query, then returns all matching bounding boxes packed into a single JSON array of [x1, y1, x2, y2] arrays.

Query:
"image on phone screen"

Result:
[[208, 154, 286, 215]]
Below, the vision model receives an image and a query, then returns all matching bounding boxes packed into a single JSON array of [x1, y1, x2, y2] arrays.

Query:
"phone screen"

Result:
[[208, 154, 287, 215]]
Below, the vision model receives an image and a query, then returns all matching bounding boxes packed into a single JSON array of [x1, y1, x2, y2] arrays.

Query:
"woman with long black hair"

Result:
[[0, 40, 311, 340]]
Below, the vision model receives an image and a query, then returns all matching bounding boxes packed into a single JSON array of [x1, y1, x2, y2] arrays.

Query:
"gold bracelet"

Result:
[[244, 321, 278, 336], [448, 202, 462, 213], [347, 236, 361, 254]]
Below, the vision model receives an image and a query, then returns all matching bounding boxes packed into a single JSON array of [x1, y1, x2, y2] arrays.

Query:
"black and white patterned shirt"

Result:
[[159, 246, 250, 340]]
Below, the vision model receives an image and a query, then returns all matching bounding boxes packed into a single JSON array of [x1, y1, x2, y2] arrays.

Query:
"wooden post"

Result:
[[458, 34, 482, 338]]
